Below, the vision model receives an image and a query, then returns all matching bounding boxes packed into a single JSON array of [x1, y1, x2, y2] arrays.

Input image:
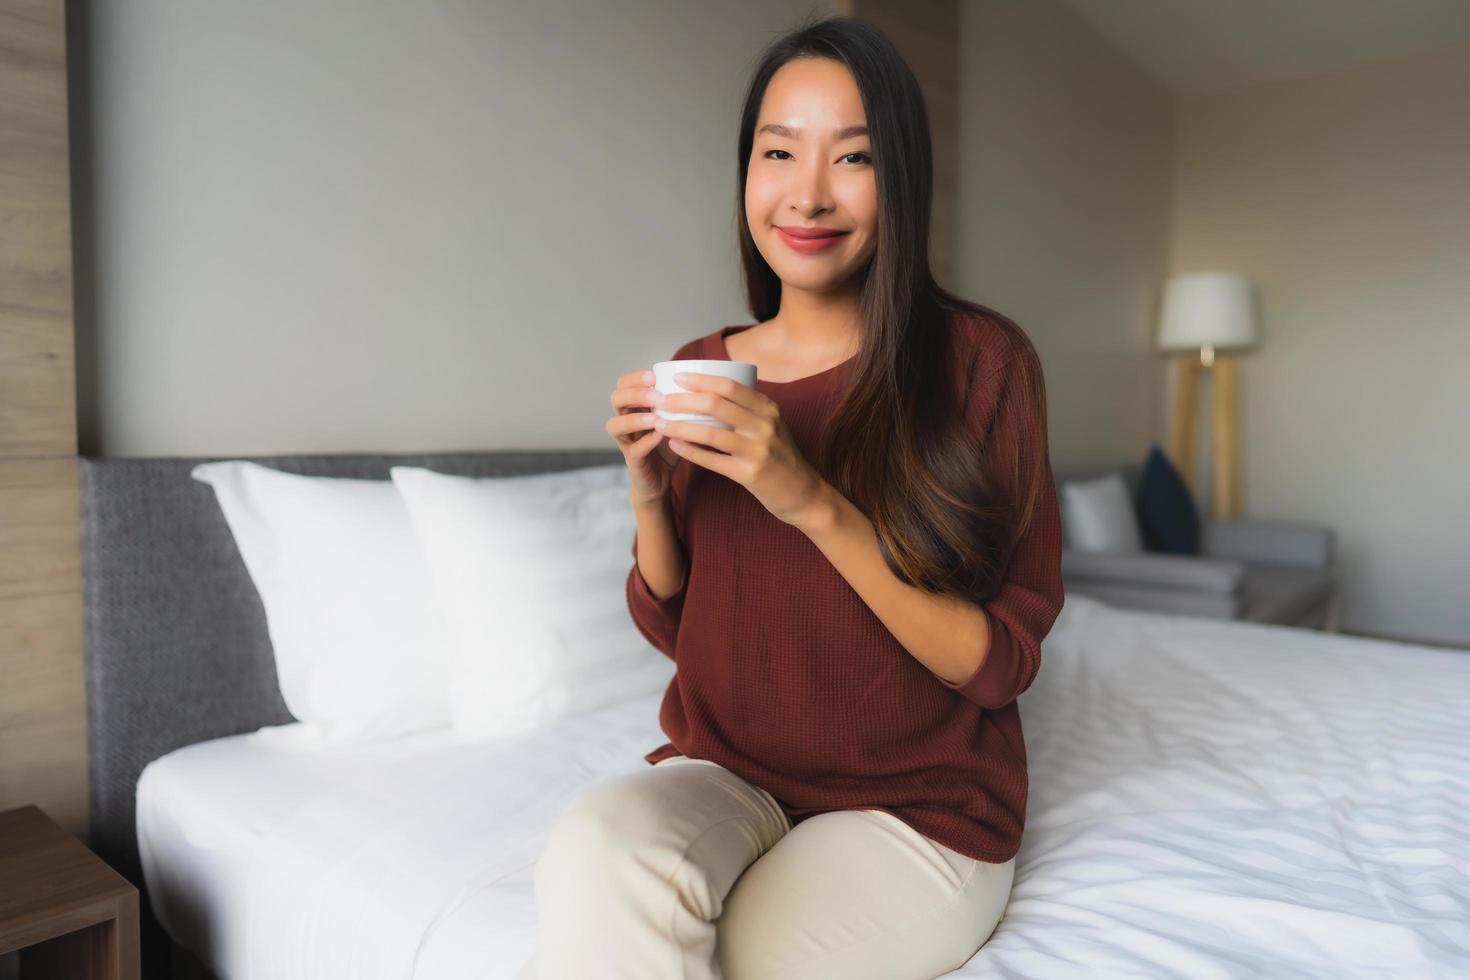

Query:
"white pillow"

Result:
[[190, 461, 453, 742], [389, 463, 675, 740], [1059, 472, 1144, 552]]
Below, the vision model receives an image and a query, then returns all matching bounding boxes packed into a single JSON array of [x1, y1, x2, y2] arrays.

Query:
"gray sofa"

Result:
[[1052, 462, 1340, 631]]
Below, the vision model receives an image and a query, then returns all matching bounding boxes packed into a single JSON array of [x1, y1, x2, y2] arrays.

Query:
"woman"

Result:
[[522, 15, 1064, 980]]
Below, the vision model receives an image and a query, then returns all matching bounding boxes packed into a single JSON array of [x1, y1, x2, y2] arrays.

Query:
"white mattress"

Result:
[[137, 593, 1470, 979]]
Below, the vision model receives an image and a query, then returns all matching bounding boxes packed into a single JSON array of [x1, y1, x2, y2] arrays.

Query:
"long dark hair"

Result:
[[736, 15, 1050, 604]]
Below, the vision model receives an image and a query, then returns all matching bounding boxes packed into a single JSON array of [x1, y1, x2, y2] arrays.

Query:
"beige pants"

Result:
[[517, 754, 1016, 980]]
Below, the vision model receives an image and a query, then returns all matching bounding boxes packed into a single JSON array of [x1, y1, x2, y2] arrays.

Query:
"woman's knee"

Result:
[[714, 812, 1015, 980], [538, 775, 666, 869]]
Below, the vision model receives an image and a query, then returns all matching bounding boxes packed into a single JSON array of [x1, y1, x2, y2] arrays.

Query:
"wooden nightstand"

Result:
[[0, 805, 139, 979]]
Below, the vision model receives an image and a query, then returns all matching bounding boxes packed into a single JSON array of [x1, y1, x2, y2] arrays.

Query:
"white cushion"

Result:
[[1059, 472, 1144, 552], [190, 461, 453, 741], [389, 464, 675, 740]]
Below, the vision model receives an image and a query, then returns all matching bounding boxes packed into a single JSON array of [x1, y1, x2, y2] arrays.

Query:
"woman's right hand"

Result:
[[608, 368, 680, 505]]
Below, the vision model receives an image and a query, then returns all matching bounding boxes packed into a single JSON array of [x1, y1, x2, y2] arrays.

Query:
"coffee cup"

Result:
[[651, 359, 758, 431]]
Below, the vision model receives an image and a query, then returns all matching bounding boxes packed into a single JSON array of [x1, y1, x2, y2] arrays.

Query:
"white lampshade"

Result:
[[1156, 271, 1260, 351]]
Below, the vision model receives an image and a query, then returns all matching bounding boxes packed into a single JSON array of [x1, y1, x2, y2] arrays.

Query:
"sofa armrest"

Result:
[[1201, 518, 1335, 569], [1061, 548, 1246, 593]]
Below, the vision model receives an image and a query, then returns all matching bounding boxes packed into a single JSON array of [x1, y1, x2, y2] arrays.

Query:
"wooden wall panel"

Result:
[[1, 0, 87, 835]]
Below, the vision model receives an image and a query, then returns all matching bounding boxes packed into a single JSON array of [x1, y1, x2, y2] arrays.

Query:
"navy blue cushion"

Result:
[[1134, 445, 1200, 554]]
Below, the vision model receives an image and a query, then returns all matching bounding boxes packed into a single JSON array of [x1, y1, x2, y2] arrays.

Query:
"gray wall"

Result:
[[1169, 41, 1470, 646], [76, 0, 828, 456], [954, 0, 1174, 469], [77, 2, 1460, 644], [77, 0, 1167, 469]]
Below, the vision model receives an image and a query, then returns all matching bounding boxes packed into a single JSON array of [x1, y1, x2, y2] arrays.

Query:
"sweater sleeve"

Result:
[[626, 526, 687, 662], [936, 347, 1066, 709], [625, 336, 700, 661]]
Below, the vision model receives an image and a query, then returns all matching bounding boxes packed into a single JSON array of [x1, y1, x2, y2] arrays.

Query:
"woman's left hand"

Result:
[[651, 371, 832, 529]]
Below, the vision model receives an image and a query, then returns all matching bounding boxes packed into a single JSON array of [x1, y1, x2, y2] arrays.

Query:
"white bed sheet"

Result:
[[137, 593, 1470, 979]]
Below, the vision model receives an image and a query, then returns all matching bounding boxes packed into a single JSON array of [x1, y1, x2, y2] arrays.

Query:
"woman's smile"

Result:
[[775, 226, 851, 254]]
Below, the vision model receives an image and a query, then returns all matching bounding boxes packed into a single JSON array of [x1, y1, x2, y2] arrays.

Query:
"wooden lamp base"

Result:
[[1166, 352, 1242, 519]]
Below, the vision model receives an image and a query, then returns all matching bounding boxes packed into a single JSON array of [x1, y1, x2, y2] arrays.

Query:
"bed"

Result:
[[81, 452, 1470, 979]]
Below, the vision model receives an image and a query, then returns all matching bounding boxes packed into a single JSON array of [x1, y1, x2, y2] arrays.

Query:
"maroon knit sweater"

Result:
[[626, 311, 1065, 864]]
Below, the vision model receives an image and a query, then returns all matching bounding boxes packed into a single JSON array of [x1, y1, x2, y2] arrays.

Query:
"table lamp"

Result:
[[1156, 271, 1261, 519]]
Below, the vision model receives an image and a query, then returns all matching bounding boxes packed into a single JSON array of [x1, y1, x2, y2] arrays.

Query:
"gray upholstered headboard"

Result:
[[79, 448, 624, 891]]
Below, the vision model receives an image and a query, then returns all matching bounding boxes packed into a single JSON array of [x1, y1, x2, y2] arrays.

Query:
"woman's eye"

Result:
[[762, 149, 872, 164]]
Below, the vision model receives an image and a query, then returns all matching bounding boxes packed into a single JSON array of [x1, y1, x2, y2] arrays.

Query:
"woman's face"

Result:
[[745, 57, 878, 294]]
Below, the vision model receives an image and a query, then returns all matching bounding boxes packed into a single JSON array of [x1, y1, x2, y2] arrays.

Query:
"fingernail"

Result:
[[673, 371, 688, 383], [643, 370, 654, 382]]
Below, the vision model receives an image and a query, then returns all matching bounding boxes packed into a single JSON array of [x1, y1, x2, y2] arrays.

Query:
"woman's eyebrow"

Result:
[[757, 123, 869, 140]]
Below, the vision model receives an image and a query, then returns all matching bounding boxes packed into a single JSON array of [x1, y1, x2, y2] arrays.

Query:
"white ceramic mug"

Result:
[[652, 359, 758, 431]]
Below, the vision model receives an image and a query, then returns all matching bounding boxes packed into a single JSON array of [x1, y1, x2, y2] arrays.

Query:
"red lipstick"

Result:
[[776, 225, 850, 254]]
